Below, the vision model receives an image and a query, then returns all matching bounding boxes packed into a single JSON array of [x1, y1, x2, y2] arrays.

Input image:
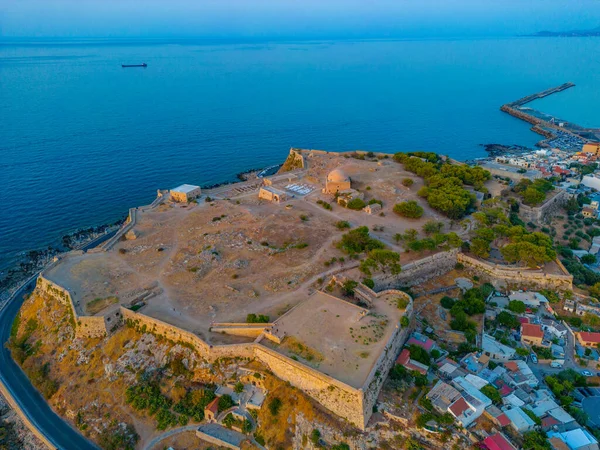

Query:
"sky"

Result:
[[1, 0, 600, 40]]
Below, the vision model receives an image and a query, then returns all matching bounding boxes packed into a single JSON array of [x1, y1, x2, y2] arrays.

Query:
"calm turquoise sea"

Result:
[[1, 37, 599, 270]]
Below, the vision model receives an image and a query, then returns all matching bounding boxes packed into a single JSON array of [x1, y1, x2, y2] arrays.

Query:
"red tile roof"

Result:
[[497, 413, 511, 427], [205, 396, 220, 414], [541, 415, 560, 429], [522, 323, 543, 339], [407, 336, 434, 351], [504, 361, 518, 372], [482, 433, 516, 450], [449, 397, 470, 417], [396, 349, 410, 365], [579, 331, 600, 344]]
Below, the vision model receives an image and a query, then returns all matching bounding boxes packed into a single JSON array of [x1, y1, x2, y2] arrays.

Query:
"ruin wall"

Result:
[[519, 189, 569, 224]]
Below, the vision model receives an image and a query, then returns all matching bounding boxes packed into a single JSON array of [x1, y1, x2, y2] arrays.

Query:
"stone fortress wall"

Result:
[[519, 188, 570, 224], [457, 253, 573, 290], [37, 258, 109, 339]]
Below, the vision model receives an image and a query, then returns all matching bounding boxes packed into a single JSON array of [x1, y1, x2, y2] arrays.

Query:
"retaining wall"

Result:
[[374, 249, 459, 289], [457, 253, 573, 290]]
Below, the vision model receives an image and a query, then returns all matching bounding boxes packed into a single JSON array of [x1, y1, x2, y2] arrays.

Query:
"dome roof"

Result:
[[327, 169, 349, 183]]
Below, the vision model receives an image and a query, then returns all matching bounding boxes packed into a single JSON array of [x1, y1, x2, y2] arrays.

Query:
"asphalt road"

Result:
[[0, 231, 116, 450]]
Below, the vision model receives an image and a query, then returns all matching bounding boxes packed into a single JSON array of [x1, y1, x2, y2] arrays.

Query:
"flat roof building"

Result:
[[170, 184, 201, 203]]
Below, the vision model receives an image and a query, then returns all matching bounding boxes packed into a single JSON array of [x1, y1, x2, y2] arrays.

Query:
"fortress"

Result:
[[29, 148, 573, 431]]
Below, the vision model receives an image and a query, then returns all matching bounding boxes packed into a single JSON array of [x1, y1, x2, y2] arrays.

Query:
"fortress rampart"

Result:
[[518, 189, 570, 224], [457, 253, 573, 290]]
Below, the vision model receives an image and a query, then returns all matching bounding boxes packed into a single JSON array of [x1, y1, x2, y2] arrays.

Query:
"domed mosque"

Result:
[[324, 168, 351, 194]]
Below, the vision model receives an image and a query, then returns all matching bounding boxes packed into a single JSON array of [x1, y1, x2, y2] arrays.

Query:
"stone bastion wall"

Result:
[[374, 249, 460, 289], [457, 253, 573, 290], [519, 188, 569, 224]]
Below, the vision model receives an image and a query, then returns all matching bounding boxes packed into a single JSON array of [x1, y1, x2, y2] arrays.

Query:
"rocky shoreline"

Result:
[[480, 143, 532, 158]]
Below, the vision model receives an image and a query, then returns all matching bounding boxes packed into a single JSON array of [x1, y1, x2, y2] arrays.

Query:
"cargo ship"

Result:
[[121, 63, 147, 68]]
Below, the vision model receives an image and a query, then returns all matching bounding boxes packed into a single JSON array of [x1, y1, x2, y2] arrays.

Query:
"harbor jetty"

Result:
[[500, 82, 599, 149]]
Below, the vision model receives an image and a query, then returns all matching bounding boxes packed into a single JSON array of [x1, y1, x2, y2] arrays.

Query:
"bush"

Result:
[[402, 178, 414, 187], [400, 316, 410, 328], [346, 198, 367, 210], [480, 384, 502, 405], [339, 226, 385, 254], [246, 314, 270, 323], [218, 394, 235, 412], [393, 201, 424, 219], [342, 280, 358, 296], [362, 278, 375, 289], [508, 300, 526, 314], [440, 296, 455, 309], [268, 397, 282, 416], [310, 429, 321, 445], [336, 220, 351, 229]]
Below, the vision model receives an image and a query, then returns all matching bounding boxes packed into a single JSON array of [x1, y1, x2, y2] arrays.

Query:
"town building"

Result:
[[583, 142, 600, 156], [504, 360, 538, 388], [548, 428, 599, 450], [564, 300, 576, 313], [170, 184, 201, 203], [509, 291, 548, 308], [504, 407, 535, 432], [407, 332, 435, 351], [324, 169, 351, 194], [541, 319, 568, 339], [204, 396, 220, 422], [427, 380, 463, 414], [583, 207, 597, 219], [482, 334, 516, 361], [258, 186, 287, 203], [395, 349, 429, 375], [521, 323, 544, 347], [576, 331, 600, 348]]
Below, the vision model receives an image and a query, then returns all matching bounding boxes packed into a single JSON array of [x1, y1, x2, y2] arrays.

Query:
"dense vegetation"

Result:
[[513, 178, 554, 206], [338, 226, 385, 255], [394, 228, 462, 253], [393, 200, 424, 219], [125, 372, 217, 430], [545, 370, 590, 426], [359, 249, 401, 276], [393, 152, 488, 219]]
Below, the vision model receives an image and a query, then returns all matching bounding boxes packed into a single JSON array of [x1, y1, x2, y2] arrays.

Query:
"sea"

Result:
[[1, 36, 599, 271]]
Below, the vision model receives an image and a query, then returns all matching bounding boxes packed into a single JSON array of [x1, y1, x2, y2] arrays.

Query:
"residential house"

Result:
[[481, 432, 518, 450], [396, 349, 429, 375], [576, 332, 600, 348], [583, 207, 597, 219], [521, 323, 544, 347], [427, 380, 463, 414], [504, 407, 535, 432], [576, 303, 600, 317], [407, 332, 435, 351], [504, 360, 539, 388], [542, 319, 568, 339], [483, 334, 517, 361], [509, 291, 548, 308], [564, 301, 576, 313], [548, 428, 599, 450], [204, 396, 220, 422]]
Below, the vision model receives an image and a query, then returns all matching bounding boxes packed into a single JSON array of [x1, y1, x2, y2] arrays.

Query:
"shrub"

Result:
[[508, 300, 526, 314], [310, 429, 321, 445], [300, 214, 309, 221], [400, 316, 410, 328], [342, 280, 358, 296], [246, 314, 270, 323], [336, 220, 351, 229], [346, 198, 367, 210], [362, 278, 375, 289], [393, 201, 424, 219], [440, 296, 455, 309], [402, 178, 414, 187], [339, 226, 385, 254], [268, 397, 282, 416], [218, 394, 235, 412], [118, 248, 127, 254]]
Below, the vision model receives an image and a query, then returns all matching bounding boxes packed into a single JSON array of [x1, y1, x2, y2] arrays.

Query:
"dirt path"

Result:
[[142, 424, 200, 450]]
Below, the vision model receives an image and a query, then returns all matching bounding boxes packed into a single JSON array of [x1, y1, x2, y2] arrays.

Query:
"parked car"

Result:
[[530, 354, 538, 364], [582, 370, 593, 377], [551, 361, 563, 368]]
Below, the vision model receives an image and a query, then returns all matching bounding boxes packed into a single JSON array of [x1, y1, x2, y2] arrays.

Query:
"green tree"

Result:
[[394, 201, 424, 219], [582, 254, 598, 264], [480, 385, 502, 405], [507, 300, 526, 314], [497, 311, 520, 329]]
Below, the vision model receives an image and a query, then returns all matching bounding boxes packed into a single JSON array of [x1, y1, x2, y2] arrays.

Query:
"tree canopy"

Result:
[[394, 201, 424, 219]]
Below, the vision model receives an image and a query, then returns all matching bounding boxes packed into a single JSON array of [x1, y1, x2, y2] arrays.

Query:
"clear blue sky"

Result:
[[1, 0, 599, 39]]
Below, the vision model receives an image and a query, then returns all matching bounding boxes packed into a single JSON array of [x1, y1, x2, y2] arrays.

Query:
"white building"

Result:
[[504, 407, 535, 432], [549, 428, 599, 450], [482, 334, 517, 362]]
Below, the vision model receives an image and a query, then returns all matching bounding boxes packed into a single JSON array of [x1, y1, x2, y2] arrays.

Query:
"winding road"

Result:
[[0, 231, 116, 450]]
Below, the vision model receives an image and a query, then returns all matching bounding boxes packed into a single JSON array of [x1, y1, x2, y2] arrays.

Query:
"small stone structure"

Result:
[[323, 168, 351, 194], [258, 186, 287, 203], [170, 184, 201, 203], [363, 203, 382, 215]]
